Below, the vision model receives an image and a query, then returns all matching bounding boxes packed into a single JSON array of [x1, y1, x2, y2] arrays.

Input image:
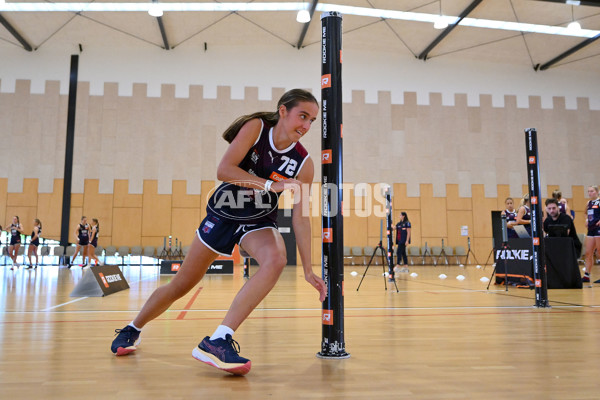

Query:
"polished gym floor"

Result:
[[1, 258, 599, 399]]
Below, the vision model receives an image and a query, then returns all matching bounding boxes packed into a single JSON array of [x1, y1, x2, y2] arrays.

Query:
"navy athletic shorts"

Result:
[[197, 214, 278, 257], [10, 236, 21, 246]]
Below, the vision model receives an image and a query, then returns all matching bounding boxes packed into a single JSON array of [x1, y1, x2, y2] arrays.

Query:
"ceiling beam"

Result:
[[296, 0, 319, 49], [538, 33, 600, 70], [0, 13, 33, 51], [156, 15, 170, 50], [417, 0, 484, 60]]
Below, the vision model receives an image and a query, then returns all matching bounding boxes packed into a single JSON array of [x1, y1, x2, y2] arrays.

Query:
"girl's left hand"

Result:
[[305, 271, 327, 302]]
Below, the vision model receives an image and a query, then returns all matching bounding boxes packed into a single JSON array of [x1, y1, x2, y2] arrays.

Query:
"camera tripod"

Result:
[[357, 240, 399, 292]]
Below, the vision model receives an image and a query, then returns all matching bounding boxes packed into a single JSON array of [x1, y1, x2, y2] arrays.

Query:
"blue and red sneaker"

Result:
[[192, 334, 251, 375], [111, 325, 141, 356]]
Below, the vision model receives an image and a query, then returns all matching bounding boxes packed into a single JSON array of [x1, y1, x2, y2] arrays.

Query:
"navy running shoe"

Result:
[[111, 325, 141, 356], [582, 275, 590, 283], [594, 279, 600, 284], [192, 334, 251, 375]]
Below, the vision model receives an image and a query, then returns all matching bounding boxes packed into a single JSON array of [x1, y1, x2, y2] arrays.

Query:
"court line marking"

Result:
[[176, 286, 203, 320], [37, 273, 159, 312], [5, 304, 595, 315], [41, 297, 88, 311]]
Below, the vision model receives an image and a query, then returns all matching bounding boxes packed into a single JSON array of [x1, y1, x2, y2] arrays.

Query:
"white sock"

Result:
[[128, 321, 142, 332], [210, 325, 234, 341]]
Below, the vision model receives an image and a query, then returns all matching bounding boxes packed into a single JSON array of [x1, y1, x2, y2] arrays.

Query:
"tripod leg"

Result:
[[357, 246, 380, 291]]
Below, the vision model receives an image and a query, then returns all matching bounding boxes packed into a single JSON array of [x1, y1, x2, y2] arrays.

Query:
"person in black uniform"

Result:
[[582, 186, 600, 283], [110, 89, 326, 375], [26, 219, 42, 269], [70, 216, 89, 268], [88, 218, 102, 266], [4, 216, 23, 269], [543, 198, 581, 255], [394, 212, 411, 268], [501, 197, 518, 238], [515, 194, 532, 236]]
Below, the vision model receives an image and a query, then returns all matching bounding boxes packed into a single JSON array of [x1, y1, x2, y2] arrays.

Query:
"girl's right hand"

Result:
[[270, 179, 302, 195]]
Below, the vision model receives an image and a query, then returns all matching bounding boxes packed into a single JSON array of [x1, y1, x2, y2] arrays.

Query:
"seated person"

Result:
[[543, 198, 582, 257]]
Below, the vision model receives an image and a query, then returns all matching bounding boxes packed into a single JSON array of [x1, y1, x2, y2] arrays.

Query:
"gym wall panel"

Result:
[[113, 207, 142, 247], [170, 208, 201, 247], [37, 179, 63, 240], [447, 210, 473, 250], [419, 184, 447, 239], [343, 213, 368, 247], [0, 178, 7, 226], [172, 181, 201, 209], [392, 183, 420, 211], [446, 184, 472, 211], [113, 180, 143, 208], [141, 180, 172, 238], [471, 185, 497, 239], [6, 179, 38, 207], [82, 179, 114, 242]]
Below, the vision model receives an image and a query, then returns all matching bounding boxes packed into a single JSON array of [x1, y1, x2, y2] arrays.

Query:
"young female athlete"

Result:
[[394, 212, 411, 267], [26, 219, 42, 269], [515, 194, 532, 236], [111, 89, 327, 375], [70, 216, 89, 268], [88, 218, 102, 266], [582, 185, 600, 283], [5, 216, 23, 269], [501, 197, 518, 239]]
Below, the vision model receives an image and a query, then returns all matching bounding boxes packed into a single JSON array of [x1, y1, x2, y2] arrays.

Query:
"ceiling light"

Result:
[[148, 2, 163, 17], [296, 9, 310, 23]]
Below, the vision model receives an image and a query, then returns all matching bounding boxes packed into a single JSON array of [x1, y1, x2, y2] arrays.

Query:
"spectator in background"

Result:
[[70, 216, 90, 268], [552, 189, 573, 219], [501, 197, 518, 238], [4, 216, 24, 269], [515, 194, 532, 236], [394, 212, 411, 268], [543, 198, 581, 257], [582, 186, 600, 284], [88, 218, 103, 267], [26, 219, 42, 269]]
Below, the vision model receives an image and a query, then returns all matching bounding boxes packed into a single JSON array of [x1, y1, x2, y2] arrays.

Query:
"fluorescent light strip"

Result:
[[0, 2, 597, 38]]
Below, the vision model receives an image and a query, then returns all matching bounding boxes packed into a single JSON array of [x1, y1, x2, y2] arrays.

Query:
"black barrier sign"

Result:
[[318, 11, 349, 359], [525, 128, 549, 307], [94, 264, 130, 296], [160, 260, 234, 275]]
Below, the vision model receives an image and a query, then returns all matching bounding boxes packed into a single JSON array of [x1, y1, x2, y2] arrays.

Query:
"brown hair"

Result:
[[222, 89, 318, 143], [93, 218, 99, 229], [34, 218, 42, 229], [552, 189, 562, 200]]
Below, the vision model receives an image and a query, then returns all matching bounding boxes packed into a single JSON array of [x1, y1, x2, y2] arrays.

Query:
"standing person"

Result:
[[110, 89, 327, 375], [88, 218, 103, 266], [26, 219, 42, 269], [70, 216, 89, 268], [515, 194, 532, 236], [501, 197, 518, 239], [582, 186, 600, 284], [394, 212, 411, 269], [552, 189, 573, 219], [4, 216, 23, 269]]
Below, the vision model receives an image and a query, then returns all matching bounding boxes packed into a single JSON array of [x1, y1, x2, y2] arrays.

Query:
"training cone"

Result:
[[438, 274, 447, 279], [456, 275, 465, 281]]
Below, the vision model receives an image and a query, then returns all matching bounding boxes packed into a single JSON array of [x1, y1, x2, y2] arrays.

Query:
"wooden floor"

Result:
[[1, 260, 600, 400]]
